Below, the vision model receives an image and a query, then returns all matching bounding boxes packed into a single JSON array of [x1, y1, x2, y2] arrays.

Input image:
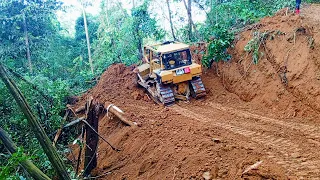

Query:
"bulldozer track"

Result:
[[157, 84, 175, 105], [190, 77, 206, 98], [171, 105, 320, 179]]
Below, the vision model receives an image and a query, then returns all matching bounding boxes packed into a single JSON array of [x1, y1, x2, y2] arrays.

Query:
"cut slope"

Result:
[[220, 5, 320, 118]]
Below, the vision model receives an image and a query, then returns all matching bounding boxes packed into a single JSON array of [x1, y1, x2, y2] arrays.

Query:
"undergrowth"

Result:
[[202, 25, 234, 68], [244, 30, 285, 64]]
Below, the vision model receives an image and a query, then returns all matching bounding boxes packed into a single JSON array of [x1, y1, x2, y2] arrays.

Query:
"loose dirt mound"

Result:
[[78, 64, 145, 105], [220, 5, 320, 118], [70, 64, 287, 179]]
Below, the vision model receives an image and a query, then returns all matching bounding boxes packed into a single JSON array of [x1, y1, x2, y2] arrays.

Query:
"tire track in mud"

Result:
[[206, 102, 320, 142], [171, 105, 320, 179]]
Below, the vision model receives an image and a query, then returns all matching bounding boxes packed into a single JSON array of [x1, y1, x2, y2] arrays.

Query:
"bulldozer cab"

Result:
[[143, 41, 192, 72], [162, 49, 192, 70], [143, 46, 161, 73]]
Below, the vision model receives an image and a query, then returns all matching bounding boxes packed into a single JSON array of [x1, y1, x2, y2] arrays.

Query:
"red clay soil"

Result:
[[68, 4, 320, 180], [220, 4, 320, 118]]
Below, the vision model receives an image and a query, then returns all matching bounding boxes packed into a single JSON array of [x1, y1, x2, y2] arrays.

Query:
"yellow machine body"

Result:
[[137, 41, 206, 105], [158, 63, 202, 84]]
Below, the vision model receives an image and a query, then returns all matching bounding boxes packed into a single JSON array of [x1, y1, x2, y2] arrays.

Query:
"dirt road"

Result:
[[72, 66, 320, 179], [71, 4, 320, 179], [172, 101, 320, 179]]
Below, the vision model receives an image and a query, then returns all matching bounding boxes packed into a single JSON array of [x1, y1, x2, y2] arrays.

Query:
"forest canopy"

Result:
[[0, 0, 318, 179]]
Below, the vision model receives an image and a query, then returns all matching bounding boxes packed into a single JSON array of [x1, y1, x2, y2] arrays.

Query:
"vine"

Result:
[[244, 30, 284, 64]]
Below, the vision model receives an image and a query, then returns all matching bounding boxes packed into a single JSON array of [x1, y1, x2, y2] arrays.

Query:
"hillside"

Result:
[[69, 4, 320, 179]]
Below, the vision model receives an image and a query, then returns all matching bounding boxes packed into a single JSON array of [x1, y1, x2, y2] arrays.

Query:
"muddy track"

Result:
[[171, 104, 320, 179], [206, 102, 320, 140]]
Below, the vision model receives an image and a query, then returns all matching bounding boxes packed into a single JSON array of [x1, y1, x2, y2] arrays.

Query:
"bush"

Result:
[[202, 25, 234, 68]]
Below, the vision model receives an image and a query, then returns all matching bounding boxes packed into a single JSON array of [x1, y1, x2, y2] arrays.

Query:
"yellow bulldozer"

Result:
[[136, 41, 206, 105]]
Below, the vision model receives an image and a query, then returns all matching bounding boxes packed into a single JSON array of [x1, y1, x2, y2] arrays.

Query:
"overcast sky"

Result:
[[57, 0, 101, 35]]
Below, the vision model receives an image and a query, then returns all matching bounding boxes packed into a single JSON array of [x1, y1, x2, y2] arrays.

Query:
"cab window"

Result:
[[162, 49, 192, 70]]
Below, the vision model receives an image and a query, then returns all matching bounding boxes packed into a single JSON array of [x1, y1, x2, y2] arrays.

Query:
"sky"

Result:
[[57, 0, 206, 36], [57, 0, 102, 35]]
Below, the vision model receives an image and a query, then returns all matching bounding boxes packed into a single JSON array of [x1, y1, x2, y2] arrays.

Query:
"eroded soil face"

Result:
[[69, 5, 320, 180], [221, 4, 320, 118]]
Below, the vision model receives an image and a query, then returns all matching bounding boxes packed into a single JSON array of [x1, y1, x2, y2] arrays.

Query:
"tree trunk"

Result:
[[22, 13, 32, 73], [76, 125, 85, 175], [191, 20, 200, 40], [81, 5, 94, 75], [134, 24, 143, 60], [183, 0, 193, 41], [193, 0, 214, 26], [83, 103, 99, 176], [188, 0, 192, 37], [0, 127, 51, 180], [6, 66, 53, 104], [105, 0, 110, 27], [0, 64, 71, 180], [166, 0, 176, 40], [216, 0, 218, 24], [138, 37, 143, 60], [188, 0, 200, 39]]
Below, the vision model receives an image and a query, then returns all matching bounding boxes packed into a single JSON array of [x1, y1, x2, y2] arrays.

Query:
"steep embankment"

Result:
[[220, 4, 320, 118]]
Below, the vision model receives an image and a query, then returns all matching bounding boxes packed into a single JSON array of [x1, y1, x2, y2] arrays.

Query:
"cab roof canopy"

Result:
[[146, 41, 190, 54]]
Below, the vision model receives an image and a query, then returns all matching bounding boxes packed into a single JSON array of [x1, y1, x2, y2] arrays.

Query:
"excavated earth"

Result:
[[69, 4, 320, 180]]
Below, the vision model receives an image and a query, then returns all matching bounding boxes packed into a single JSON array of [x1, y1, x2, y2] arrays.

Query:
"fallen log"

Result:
[[0, 63, 71, 180], [71, 101, 136, 127], [49, 117, 84, 138], [0, 127, 51, 180], [63, 117, 84, 129], [5, 65, 54, 104], [83, 101, 99, 177], [75, 106, 86, 113], [104, 103, 136, 127]]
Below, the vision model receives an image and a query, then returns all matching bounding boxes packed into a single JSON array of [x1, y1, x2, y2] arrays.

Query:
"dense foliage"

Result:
[[0, 0, 314, 178], [94, 1, 164, 71], [199, 0, 298, 67]]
